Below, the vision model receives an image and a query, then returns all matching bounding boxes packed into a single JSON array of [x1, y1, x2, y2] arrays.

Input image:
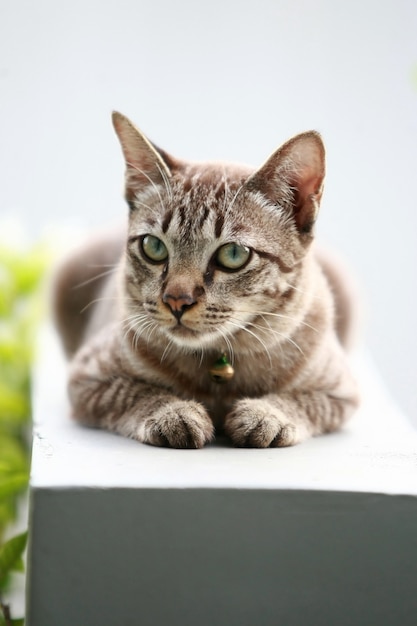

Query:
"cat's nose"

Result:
[[162, 292, 197, 321]]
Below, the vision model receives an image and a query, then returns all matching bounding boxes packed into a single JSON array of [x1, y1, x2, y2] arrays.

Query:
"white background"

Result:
[[1, 0, 416, 425]]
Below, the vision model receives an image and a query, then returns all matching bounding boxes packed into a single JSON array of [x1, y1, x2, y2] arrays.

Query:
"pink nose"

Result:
[[162, 293, 196, 321]]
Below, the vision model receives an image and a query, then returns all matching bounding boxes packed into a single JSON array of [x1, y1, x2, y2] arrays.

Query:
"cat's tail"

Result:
[[52, 228, 125, 358], [315, 247, 362, 351]]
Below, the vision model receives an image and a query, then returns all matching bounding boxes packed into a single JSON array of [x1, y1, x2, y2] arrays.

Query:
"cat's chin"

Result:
[[165, 326, 223, 351]]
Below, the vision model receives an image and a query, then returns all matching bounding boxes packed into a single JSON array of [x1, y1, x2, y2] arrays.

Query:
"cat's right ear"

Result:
[[246, 131, 325, 235], [112, 111, 172, 201]]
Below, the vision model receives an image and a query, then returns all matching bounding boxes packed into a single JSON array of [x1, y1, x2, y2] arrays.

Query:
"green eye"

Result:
[[216, 243, 251, 270], [141, 235, 168, 263]]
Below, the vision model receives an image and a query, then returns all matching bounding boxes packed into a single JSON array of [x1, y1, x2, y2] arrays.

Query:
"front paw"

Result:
[[139, 401, 214, 449], [224, 399, 307, 448]]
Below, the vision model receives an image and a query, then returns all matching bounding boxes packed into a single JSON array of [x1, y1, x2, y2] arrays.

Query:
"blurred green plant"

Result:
[[0, 239, 50, 625]]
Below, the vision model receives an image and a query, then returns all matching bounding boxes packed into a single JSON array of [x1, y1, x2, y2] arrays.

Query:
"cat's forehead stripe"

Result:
[[199, 206, 211, 230], [214, 212, 225, 239], [161, 209, 173, 234], [136, 167, 281, 246], [159, 175, 233, 241]]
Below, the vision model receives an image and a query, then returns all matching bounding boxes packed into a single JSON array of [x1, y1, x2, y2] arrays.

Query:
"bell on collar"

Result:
[[209, 354, 234, 383]]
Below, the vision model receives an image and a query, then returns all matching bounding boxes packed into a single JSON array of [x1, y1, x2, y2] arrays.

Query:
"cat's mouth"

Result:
[[169, 322, 202, 340], [165, 320, 220, 349], [170, 323, 197, 334]]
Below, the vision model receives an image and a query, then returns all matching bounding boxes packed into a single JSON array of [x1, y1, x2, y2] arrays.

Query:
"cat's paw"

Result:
[[224, 399, 307, 448], [139, 401, 214, 449]]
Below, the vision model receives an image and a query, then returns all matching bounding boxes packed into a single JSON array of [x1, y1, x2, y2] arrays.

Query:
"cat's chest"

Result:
[[128, 340, 305, 424], [186, 356, 300, 426], [152, 351, 298, 420], [173, 353, 281, 393]]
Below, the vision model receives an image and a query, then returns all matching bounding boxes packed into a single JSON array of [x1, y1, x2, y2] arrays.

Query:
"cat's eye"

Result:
[[215, 243, 251, 271], [141, 235, 168, 263]]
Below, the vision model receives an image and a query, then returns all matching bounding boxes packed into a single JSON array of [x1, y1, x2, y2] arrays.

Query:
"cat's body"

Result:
[[54, 112, 359, 448]]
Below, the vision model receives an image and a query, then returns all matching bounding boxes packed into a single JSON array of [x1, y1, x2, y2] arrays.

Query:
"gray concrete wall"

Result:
[[27, 488, 417, 626]]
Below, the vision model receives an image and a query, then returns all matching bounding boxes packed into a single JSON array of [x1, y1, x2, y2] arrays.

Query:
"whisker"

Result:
[[216, 327, 235, 366], [73, 268, 118, 290], [228, 319, 273, 368], [197, 344, 206, 368], [286, 283, 325, 301], [161, 338, 175, 363], [256, 316, 287, 358], [227, 181, 246, 215], [134, 199, 154, 211], [137, 322, 154, 349], [126, 161, 165, 209], [120, 314, 150, 344], [120, 314, 150, 330], [154, 160, 173, 203], [244, 319, 305, 356], [86, 263, 120, 269], [80, 296, 136, 314], [145, 320, 159, 346], [222, 169, 230, 214], [236, 309, 319, 334]]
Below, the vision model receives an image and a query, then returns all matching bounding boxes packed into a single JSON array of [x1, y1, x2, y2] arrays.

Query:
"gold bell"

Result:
[[209, 354, 235, 383]]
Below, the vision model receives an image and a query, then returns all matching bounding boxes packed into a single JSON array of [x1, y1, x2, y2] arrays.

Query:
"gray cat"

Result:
[[54, 112, 359, 448]]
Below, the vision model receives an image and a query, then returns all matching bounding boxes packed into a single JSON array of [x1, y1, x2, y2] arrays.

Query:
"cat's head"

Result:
[[112, 112, 325, 352]]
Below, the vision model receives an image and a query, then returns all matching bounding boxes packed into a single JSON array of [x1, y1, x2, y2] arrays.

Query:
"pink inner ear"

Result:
[[120, 136, 162, 183], [112, 112, 171, 191], [292, 165, 324, 206], [246, 130, 325, 234], [289, 166, 324, 232], [283, 136, 325, 232]]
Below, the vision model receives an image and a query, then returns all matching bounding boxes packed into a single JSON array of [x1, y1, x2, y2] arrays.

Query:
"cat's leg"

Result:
[[224, 377, 359, 448], [67, 329, 214, 449]]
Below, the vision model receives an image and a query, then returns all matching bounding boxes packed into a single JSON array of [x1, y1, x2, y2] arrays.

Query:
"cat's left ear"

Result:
[[112, 111, 172, 199], [246, 131, 325, 234]]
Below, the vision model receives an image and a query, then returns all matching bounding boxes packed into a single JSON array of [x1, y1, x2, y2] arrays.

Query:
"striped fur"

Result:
[[54, 112, 359, 448]]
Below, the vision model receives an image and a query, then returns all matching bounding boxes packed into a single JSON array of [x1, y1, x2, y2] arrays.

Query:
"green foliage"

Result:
[[0, 533, 28, 587], [0, 617, 24, 626], [0, 238, 50, 624]]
